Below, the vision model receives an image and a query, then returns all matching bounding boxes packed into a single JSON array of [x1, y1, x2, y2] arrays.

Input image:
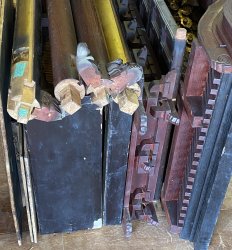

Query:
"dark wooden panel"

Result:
[[103, 102, 132, 225], [181, 74, 232, 240], [163, 107, 193, 201], [26, 98, 103, 234], [194, 124, 232, 249]]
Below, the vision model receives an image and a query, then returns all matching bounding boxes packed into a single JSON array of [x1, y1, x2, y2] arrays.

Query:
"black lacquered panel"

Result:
[[26, 98, 102, 234]]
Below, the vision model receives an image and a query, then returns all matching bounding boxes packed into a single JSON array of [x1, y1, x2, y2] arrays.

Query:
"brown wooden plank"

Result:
[[162, 107, 193, 201]]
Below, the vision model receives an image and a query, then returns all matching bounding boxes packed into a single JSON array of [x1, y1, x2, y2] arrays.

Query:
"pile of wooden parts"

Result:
[[162, 0, 232, 236], [1, 1, 232, 249], [124, 0, 232, 248], [117, 0, 187, 236], [7, 0, 143, 124]]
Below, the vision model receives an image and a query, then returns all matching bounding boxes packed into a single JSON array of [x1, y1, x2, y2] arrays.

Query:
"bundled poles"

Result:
[[7, 0, 40, 124], [46, 0, 85, 115], [7, 0, 143, 123], [72, 0, 143, 114]]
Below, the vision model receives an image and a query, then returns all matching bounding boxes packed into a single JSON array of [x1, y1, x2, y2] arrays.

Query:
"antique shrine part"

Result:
[[72, 0, 143, 115], [148, 1, 232, 247], [122, 0, 187, 237], [133, 0, 186, 200], [47, 0, 85, 116], [94, 0, 143, 225], [178, 0, 232, 234], [161, 40, 210, 233], [179, 0, 232, 246], [7, 0, 40, 124], [21, 0, 104, 235]]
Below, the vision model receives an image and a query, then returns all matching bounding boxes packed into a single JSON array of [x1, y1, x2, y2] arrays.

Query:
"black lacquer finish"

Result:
[[25, 97, 102, 234], [103, 102, 132, 225]]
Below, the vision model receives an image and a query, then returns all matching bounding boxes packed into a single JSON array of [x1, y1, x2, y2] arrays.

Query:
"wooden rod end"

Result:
[[54, 79, 85, 115]]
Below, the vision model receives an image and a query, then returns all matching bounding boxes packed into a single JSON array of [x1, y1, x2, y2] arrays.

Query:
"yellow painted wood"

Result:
[[28, 0, 35, 82], [7, 0, 39, 124], [95, 0, 130, 62]]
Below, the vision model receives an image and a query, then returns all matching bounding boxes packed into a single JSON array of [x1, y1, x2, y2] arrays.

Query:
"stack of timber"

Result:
[[5, 0, 143, 242], [0, 0, 232, 249]]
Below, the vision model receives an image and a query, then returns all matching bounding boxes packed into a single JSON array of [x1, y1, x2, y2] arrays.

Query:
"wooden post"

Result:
[[46, 0, 85, 115], [70, 0, 110, 107], [7, 0, 40, 124]]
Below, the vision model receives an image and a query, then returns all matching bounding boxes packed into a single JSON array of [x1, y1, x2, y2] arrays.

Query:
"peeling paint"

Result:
[[99, 108, 103, 115], [93, 218, 102, 229]]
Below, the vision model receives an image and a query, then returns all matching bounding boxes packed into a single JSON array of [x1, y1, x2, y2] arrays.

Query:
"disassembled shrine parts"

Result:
[[120, 0, 187, 236], [4, 0, 232, 249], [7, 0, 143, 124], [120, 0, 232, 239]]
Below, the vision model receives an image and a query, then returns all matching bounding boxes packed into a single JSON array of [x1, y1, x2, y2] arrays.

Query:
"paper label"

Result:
[[18, 107, 28, 118], [13, 62, 27, 78]]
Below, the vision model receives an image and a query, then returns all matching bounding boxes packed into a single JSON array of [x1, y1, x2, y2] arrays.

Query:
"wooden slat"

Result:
[[0, 0, 23, 245]]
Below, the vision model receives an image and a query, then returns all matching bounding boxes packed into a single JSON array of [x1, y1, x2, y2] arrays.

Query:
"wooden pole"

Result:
[[93, 0, 142, 114], [46, 0, 85, 115], [70, 0, 110, 107], [7, 0, 40, 124]]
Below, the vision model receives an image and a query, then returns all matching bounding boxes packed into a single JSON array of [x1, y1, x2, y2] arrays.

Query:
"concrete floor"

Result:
[[0, 181, 231, 250], [0, 204, 193, 250]]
